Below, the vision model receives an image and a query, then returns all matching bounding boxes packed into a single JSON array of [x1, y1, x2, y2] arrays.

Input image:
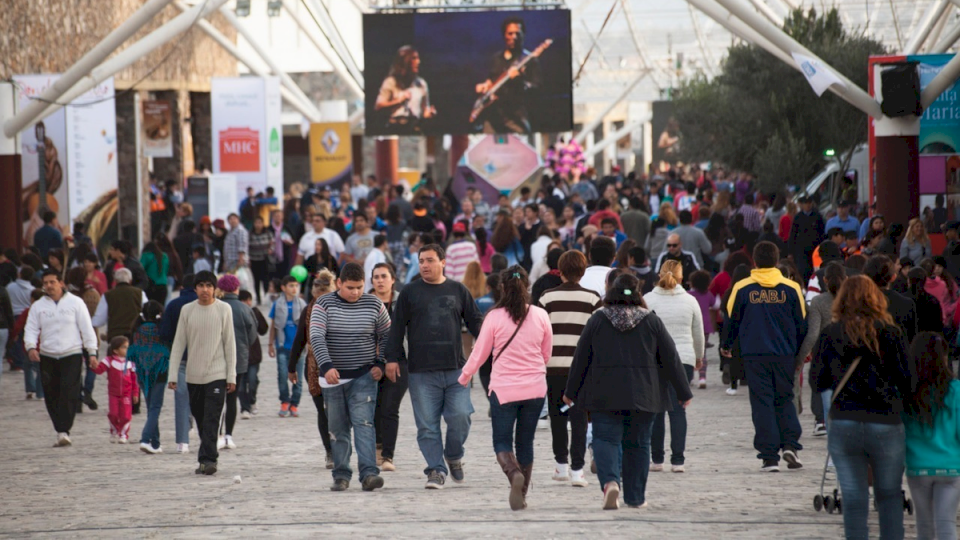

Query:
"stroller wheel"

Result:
[[813, 495, 824, 512], [836, 497, 843, 514], [824, 496, 835, 514]]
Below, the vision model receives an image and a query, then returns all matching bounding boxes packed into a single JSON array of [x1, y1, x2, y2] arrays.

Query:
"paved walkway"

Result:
[[0, 338, 911, 538]]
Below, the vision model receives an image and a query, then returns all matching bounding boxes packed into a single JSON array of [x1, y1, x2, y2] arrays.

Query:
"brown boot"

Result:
[[496, 452, 525, 511], [520, 462, 534, 509]]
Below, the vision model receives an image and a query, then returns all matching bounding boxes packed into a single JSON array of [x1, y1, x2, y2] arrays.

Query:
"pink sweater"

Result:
[[458, 306, 553, 404]]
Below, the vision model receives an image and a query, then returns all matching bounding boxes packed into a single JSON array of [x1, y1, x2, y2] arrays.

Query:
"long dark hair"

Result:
[[907, 267, 928, 298], [475, 226, 489, 255], [905, 332, 955, 427], [388, 45, 420, 89], [494, 265, 530, 323]]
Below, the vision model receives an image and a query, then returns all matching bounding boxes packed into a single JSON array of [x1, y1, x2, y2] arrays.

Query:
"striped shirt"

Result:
[[445, 240, 479, 282], [309, 292, 391, 379], [537, 282, 603, 370]]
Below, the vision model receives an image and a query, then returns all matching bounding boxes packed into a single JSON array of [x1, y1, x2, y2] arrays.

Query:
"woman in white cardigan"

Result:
[[642, 260, 704, 473]]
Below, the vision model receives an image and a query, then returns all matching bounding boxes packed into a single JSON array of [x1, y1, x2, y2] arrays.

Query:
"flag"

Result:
[[791, 52, 847, 97]]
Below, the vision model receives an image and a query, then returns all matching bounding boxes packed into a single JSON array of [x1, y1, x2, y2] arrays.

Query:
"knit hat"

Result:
[[217, 274, 240, 292]]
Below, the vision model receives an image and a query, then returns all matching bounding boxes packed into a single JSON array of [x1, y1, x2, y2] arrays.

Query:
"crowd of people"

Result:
[[5, 166, 960, 539]]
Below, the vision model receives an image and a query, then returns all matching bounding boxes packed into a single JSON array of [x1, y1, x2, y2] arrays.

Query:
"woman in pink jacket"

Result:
[[459, 266, 553, 511]]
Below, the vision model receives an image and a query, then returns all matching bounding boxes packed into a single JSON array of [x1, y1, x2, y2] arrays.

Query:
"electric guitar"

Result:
[[469, 39, 552, 123]]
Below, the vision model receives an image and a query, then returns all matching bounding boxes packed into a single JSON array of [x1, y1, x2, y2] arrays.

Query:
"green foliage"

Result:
[[672, 8, 885, 191]]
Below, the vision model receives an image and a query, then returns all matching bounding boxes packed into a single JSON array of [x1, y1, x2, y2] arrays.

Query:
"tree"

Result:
[[673, 8, 885, 193]]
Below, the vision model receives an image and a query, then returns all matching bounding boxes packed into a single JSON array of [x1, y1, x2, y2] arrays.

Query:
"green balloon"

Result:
[[290, 265, 308, 283]]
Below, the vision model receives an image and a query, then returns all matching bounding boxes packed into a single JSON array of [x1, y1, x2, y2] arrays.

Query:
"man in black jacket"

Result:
[[863, 256, 918, 345], [653, 234, 699, 288], [788, 196, 825, 282]]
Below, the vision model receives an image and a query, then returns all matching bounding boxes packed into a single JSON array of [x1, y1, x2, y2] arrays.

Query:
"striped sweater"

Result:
[[537, 282, 603, 370], [309, 292, 391, 379]]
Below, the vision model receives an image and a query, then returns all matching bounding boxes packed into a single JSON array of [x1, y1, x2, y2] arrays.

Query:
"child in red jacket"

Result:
[[92, 336, 139, 443]]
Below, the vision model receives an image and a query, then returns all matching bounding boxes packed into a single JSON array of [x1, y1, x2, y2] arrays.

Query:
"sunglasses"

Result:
[[666, 243, 679, 248]]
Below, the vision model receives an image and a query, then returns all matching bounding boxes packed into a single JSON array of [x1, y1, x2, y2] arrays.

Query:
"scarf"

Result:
[[273, 224, 284, 262]]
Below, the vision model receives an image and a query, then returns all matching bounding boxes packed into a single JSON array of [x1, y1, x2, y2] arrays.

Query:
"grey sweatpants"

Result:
[[907, 475, 960, 540]]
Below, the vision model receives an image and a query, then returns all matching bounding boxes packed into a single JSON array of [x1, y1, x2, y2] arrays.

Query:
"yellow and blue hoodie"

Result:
[[723, 267, 807, 359]]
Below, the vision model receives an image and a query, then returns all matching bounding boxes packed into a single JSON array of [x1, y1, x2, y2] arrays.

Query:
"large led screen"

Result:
[[363, 9, 572, 136]]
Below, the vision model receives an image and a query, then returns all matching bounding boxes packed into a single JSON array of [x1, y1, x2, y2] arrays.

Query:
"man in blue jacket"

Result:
[[722, 241, 807, 473]]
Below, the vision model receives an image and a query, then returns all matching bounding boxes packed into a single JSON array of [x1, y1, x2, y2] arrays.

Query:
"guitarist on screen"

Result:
[[473, 17, 542, 134]]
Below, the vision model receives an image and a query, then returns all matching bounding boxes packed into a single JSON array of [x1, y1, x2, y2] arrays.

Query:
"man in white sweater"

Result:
[[24, 269, 99, 447], [168, 271, 237, 475]]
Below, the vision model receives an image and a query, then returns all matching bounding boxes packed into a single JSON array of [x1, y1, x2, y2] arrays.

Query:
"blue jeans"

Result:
[[140, 380, 166, 448], [827, 419, 905, 540], [276, 349, 303, 406], [323, 371, 379, 482], [744, 356, 802, 461], [490, 392, 544, 465], [407, 369, 474, 476], [82, 355, 97, 399], [652, 364, 693, 465], [25, 353, 43, 397], [246, 363, 260, 406], [592, 411, 657, 507], [175, 362, 190, 444]]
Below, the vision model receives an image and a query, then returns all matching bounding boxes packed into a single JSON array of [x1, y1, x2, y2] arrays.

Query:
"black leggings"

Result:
[[250, 259, 270, 304], [375, 364, 409, 459], [311, 394, 332, 452]]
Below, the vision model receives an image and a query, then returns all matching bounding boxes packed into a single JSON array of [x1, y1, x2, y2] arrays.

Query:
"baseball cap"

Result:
[[452, 222, 467, 234]]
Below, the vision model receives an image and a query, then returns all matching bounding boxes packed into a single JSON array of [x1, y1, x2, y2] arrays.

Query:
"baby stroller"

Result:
[[811, 356, 913, 515]]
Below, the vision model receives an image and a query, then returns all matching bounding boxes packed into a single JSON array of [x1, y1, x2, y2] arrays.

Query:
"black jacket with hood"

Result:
[[564, 306, 693, 413]]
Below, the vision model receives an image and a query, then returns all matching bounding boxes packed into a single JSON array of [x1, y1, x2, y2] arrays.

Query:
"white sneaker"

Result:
[[571, 469, 588, 487], [140, 442, 163, 454], [117, 436, 128, 444], [671, 465, 685, 473], [251, 405, 259, 415], [649, 463, 664, 472], [217, 437, 226, 450], [726, 388, 738, 396], [177, 443, 190, 454], [698, 378, 707, 389], [553, 463, 570, 481], [241, 411, 252, 420], [54, 433, 72, 447], [110, 434, 118, 444], [224, 435, 237, 450]]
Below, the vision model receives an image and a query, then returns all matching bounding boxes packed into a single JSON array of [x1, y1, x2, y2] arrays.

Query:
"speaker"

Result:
[[880, 62, 921, 118]]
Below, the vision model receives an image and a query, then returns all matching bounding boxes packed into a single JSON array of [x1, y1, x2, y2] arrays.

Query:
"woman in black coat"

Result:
[[563, 273, 692, 511]]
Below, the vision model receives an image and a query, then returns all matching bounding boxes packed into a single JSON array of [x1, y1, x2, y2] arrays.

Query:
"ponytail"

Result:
[[657, 260, 682, 289], [493, 265, 530, 323]]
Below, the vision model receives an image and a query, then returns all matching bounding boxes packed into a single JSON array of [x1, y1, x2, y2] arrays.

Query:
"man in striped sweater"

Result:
[[310, 262, 392, 492], [537, 250, 603, 487]]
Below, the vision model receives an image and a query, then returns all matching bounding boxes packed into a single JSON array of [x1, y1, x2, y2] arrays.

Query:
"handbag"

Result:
[[492, 307, 530, 364]]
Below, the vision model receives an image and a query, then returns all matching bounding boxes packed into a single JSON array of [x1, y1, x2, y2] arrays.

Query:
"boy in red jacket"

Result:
[[92, 336, 139, 443]]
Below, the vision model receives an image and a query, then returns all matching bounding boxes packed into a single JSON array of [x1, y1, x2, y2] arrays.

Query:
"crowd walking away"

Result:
[[9, 167, 960, 533]]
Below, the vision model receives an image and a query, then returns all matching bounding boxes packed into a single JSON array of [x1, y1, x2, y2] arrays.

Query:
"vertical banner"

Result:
[[264, 77, 284, 195], [14, 74, 70, 244], [65, 77, 119, 252], [141, 100, 173, 158], [309, 122, 352, 186], [211, 77, 279, 206]]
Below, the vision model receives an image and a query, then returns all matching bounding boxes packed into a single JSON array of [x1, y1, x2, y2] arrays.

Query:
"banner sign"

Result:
[[211, 77, 282, 205], [309, 122, 352, 186], [142, 100, 173, 158], [908, 54, 960, 154]]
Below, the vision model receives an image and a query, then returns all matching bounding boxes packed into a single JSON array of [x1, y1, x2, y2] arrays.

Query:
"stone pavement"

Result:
[[0, 341, 913, 538]]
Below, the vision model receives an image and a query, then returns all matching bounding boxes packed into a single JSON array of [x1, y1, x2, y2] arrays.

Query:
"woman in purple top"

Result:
[[688, 270, 716, 389]]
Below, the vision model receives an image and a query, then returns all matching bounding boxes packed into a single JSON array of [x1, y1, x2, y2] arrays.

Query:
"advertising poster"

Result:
[[65, 77, 119, 253], [909, 54, 960, 154], [142, 100, 173, 158], [212, 77, 280, 205], [14, 74, 70, 244], [309, 122, 352, 187], [208, 173, 238, 222], [363, 9, 572, 136]]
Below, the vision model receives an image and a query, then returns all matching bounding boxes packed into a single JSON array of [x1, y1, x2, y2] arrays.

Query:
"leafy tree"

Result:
[[673, 8, 885, 193]]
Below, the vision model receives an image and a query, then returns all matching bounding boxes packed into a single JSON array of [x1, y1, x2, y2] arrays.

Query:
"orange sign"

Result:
[[219, 127, 260, 172]]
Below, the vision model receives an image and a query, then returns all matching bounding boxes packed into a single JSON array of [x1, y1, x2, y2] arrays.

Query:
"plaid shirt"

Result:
[[224, 226, 249, 270], [737, 205, 763, 232], [248, 229, 273, 262]]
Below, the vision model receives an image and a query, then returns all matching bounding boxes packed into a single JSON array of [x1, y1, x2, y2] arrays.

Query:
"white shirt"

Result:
[[24, 292, 98, 358], [91, 291, 149, 328], [363, 248, 388, 293], [351, 185, 370, 205], [298, 227, 345, 261], [580, 266, 612, 298]]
